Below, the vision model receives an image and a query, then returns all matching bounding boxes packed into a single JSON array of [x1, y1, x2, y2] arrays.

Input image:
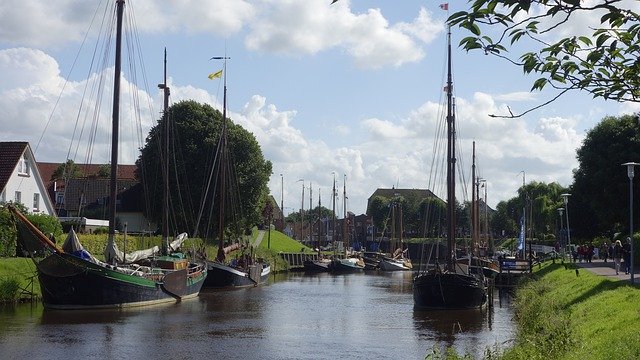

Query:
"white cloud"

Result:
[[245, 1, 440, 68], [0, 47, 154, 165], [0, 0, 255, 47]]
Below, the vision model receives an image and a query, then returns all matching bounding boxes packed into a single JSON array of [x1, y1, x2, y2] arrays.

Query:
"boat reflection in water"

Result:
[[0, 272, 514, 360]]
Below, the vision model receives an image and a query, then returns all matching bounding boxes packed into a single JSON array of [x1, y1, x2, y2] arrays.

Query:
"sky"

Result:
[[1, 0, 638, 217]]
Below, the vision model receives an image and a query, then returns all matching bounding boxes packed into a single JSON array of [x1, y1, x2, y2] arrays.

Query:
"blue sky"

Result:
[[0, 0, 637, 216]]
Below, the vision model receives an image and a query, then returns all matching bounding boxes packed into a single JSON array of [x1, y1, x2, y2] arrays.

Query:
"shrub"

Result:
[[0, 278, 20, 303], [0, 207, 17, 257]]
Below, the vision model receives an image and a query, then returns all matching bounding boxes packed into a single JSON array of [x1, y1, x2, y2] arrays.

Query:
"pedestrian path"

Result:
[[575, 259, 639, 283], [254, 230, 266, 247]]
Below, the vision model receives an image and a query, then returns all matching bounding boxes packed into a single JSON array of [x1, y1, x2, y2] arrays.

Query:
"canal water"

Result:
[[0, 271, 515, 360]]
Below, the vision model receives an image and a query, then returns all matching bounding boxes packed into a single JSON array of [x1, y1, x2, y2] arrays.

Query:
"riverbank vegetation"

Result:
[[0, 227, 308, 302], [499, 261, 640, 360]]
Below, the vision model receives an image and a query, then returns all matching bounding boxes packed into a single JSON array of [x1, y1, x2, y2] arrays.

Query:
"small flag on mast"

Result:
[[439, 3, 449, 10], [208, 70, 223, 80]]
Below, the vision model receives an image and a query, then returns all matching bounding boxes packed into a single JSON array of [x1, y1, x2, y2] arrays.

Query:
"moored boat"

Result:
[[412, 23, 487, 310], [9, 0, 207, 309]]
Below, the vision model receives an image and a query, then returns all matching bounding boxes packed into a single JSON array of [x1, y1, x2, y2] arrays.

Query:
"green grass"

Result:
[[256, 228, 313, 253], [0, 229, 311, 302], [500, 261, 640, 360], [0, 257, 40, 300]]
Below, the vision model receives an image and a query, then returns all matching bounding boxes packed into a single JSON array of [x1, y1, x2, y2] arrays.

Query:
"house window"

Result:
[[17, 156, 30, 176], [55, 192, 65, 205], [33, 193, 40, 212], [15, 191, 21, 204]]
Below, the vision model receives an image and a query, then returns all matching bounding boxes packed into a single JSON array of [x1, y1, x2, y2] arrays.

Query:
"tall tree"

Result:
[[450, 1, 640, 114], [571, 114, 640, 239], [136, 100, 272, 238]]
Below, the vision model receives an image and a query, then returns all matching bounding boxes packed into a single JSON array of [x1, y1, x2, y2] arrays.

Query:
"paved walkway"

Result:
[[574, 258, 640, 283], [253, 230, 266, 247]]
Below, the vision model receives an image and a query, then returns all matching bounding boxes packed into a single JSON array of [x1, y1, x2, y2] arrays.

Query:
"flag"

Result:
[[439, 3, 448, 10], [517, 215, 525, 250], [208, 70, 223, 80]]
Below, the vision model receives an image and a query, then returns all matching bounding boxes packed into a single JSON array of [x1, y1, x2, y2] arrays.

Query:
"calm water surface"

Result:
[[0, 271, 515, 359]]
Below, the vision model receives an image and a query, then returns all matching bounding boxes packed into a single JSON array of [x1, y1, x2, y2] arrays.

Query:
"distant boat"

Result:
[[455, 142, 499, 279], [328, 175, 365, 273], [199, 56, 270, 288], [303, 257, 332, 272], [9, 0, 206, 309], [378, 202, 412, 271], [412, 25, 487, 310]]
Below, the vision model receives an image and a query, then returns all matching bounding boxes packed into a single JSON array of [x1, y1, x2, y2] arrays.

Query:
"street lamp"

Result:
[[561, 193, 571, 261], [280, 173, 284, 224], [623, 162, 639, 284], [557, 207, 564, 258]]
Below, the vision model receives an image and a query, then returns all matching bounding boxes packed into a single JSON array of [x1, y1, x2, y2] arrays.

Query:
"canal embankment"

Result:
[[497, 260, 639, 360]]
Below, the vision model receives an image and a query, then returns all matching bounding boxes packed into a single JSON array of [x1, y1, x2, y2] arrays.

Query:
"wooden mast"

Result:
[[216, 58, 228, 262], [445, 25, 456, 270], [107, 0, 125, 264], [159, 48, 170, 256]]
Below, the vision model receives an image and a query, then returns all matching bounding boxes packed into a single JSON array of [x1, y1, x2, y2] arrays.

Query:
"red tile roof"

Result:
[[0, 142, 28, 192], [37, 162, 137, 183]]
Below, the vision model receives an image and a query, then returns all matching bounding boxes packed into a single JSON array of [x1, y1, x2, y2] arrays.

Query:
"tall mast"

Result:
[[471, 141, 477, 255], [159, 48, 170, 256], [332, 173, 336, 253], [446, 25, 456, 270], [309, 181, 312, 245], [216, 58, 229, 262], [343, 174, 347, 257], [107, 0, 125, 264]]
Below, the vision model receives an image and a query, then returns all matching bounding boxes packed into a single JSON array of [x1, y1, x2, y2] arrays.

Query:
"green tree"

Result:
[[95, 164, 110, 178], [449, 1, 640, 113], [136, 100, 272, 240], [571, 114, 640, 239], [51, 159, 84, 180]]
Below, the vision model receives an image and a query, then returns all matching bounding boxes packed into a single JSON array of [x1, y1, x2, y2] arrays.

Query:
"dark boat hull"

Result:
[[328, 258, 365, 273], [303, 259, 331, 272], [36, 253, 206, 310], [204, 261, 270, 288], [412, 271, 487, 310]]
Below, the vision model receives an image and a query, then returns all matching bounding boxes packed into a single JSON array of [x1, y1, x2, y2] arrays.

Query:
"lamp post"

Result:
[[557, 207, 564, 257], [561, 193, 571, 262], [623, 162, 639, 284], [280, 173, 284, 227], [297, 179, 304, 241]]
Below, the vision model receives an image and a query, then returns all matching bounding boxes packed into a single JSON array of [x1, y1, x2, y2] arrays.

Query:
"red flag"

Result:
[[439, 3, 448, 10]]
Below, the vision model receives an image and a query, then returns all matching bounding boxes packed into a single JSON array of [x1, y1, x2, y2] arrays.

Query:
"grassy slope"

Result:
[[502, 262, 640, 360], [0, 257, 41, 298]]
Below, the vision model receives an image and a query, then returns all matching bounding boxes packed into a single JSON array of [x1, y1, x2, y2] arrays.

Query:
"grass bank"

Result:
[[499, 261, 640, 360], [0, 228, 308, 302], [0, 257, 40, 301]]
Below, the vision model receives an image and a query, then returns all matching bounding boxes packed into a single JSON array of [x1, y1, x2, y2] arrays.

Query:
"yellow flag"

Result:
[[208, 70, 223, 80]]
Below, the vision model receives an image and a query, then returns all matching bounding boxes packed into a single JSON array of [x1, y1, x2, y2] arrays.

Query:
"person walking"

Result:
[[600, 242, 609, 263], [613, 240, 624, 275], [623, 237, 632, 275]]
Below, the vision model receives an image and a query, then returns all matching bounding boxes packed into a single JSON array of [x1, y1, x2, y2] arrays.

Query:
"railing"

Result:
[[278, 252, 319, 269]]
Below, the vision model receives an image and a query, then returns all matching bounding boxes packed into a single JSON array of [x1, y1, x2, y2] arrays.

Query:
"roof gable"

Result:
[[0, 142, 28, 192]]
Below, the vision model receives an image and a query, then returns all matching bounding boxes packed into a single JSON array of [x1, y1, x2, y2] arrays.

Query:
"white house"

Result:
[[0, 142, 55, 215]]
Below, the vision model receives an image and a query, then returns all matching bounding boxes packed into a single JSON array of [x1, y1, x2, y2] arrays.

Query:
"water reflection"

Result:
[[0, 272, 515, 360]]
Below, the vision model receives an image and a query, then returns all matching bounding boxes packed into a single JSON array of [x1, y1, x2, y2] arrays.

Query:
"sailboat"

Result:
[[329, 175, 365, 273], [200, 56, 271, 288], [456, 142, 499, 279], [303, 185, 332, 272], [412, 26, 488, 310], [378, 202, 413, 271], [9, 0, 206, 309]]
